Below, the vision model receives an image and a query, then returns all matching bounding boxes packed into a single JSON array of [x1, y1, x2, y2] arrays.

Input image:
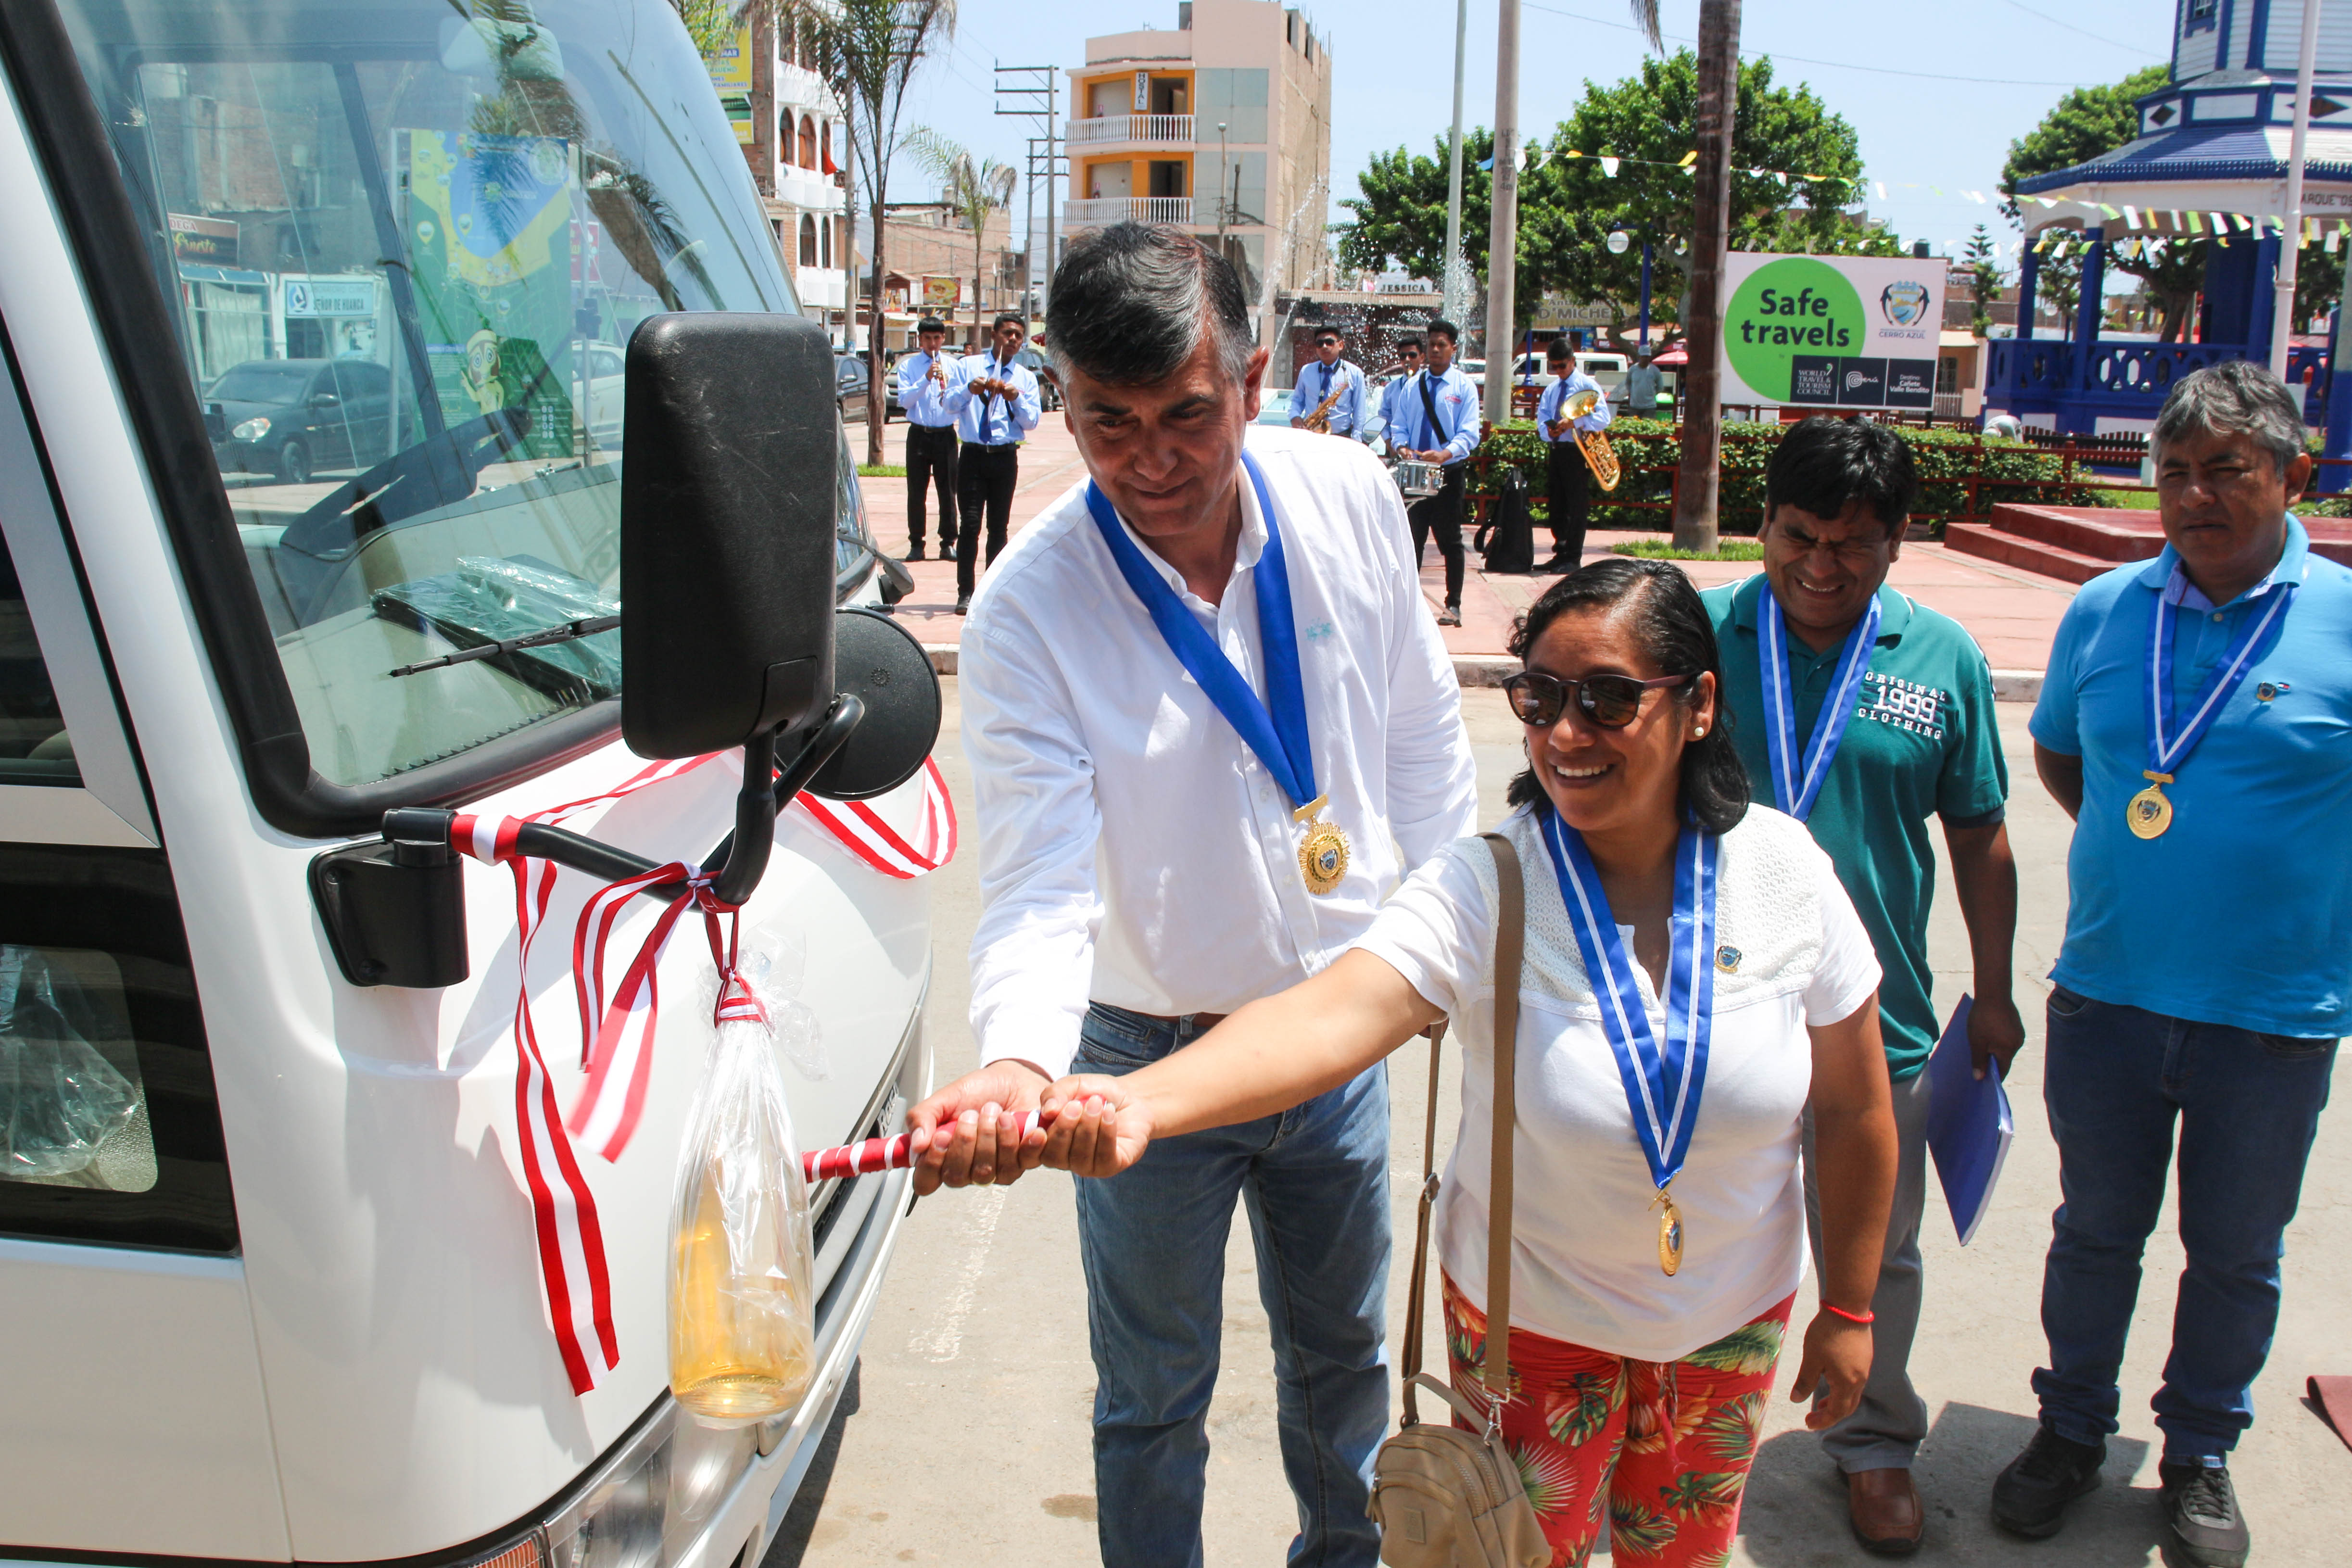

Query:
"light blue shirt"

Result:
[[1295, 357, 1366, 436], [944, 353, 1042, 446], [896, 348, 960, 427], [1384, 364, 1481, 466], [1372, 375, 1416, 446], [2030, 517, 2352, 1037], [1536, 370, 1613, 443]]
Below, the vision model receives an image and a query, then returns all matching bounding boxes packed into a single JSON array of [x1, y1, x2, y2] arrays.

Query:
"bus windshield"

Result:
[[53, 0, 800, 787]]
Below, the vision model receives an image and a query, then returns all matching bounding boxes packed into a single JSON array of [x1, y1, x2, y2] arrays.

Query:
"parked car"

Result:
[[836, 352, 870, 420], [206, 356, 394, 482], [1014, 346, 1061, 412]]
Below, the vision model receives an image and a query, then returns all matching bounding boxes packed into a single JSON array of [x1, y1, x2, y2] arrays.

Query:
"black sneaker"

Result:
[[954, 594, 971, 616], [2160, 1460, 2249, 1568], [1991, 1424, 2105, 1538]]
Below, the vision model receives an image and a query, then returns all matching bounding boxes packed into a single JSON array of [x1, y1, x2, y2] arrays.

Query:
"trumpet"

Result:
[[1302, 376, 1348, 434], [1556, 387, 1621, 491]]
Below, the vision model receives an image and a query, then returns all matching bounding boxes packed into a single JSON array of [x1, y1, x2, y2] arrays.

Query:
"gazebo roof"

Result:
[[2016, 123, 2352, 195]]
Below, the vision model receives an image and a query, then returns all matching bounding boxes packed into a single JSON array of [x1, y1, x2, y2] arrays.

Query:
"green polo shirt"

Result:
[[1703, 576, 2009, 1078]]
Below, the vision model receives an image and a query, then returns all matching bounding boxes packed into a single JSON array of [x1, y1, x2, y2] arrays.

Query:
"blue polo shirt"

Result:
[[2031, 516, 2352, 1038]]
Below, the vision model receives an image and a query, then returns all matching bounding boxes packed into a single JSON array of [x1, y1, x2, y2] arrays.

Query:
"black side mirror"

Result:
[[621, 311, 838, 759], [809, 609, 942, 800]]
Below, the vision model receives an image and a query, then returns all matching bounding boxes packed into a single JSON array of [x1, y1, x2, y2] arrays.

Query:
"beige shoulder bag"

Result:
[[1366, 833, 1549, 1568]]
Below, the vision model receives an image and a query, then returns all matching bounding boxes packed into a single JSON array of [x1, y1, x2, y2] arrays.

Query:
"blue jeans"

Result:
[[1073, 1002, 1391, 1568], [2034, 986, 2338, 1460]]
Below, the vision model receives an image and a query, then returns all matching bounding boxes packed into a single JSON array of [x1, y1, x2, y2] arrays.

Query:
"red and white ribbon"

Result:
[[802, 1110, 1045, 1184], [448, 753, 955, 1395]]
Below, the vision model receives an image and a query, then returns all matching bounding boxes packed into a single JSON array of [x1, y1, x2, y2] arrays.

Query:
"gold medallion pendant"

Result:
[[1654, 1188, 1683, 1277], [1293, 794, 1351, 896], [2127, 770, 2175, 840]]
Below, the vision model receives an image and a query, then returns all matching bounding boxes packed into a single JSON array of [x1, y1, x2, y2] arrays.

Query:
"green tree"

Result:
[[1999, 64, 2200, 339], [1964, 223, 2001, 337], [1338, 51, 1890, 348], [904, 130, 1017, 347]]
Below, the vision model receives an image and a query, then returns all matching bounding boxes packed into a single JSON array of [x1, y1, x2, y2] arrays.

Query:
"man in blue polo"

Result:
[[2000, 360, 2346, 1567], [1702, 415, 2022, 1556]]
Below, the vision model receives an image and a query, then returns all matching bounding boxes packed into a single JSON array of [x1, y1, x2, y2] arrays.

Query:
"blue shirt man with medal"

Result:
[[1700, 417, 2020, 1555], [905, 224, 1478, 1567], [2011, 362, 2347, 1567]]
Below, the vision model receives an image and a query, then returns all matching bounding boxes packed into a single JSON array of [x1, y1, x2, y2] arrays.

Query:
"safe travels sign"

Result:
[[1719, 253, 1946, 411]]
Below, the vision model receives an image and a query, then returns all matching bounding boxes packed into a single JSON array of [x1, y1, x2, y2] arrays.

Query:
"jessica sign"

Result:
[[1720, 253, 1945, 410]]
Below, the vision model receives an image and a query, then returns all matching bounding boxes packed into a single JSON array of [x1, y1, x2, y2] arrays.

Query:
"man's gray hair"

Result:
[[1045, 224, 1256, 388], [2153, 359, 2306, 473]]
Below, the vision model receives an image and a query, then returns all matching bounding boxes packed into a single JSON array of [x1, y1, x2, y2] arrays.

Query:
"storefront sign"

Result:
[[706, 26, 755, 145], [168, 212, 240, 266], [1134, 71, 1150, 112], [1720, 253, 1944, 409], [283, 276, 379, 317]]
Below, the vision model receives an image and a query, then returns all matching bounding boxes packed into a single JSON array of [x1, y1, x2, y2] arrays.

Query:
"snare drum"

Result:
[[1390, 459, 1442, 498]]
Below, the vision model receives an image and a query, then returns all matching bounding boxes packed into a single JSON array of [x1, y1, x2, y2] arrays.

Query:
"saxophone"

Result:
[[1558, 388, 1621, 490], [1302, 374, 1348, 433]]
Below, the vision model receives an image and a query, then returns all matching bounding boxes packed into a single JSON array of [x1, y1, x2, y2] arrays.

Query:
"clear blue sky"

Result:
[[888, 0, 2170, 276]]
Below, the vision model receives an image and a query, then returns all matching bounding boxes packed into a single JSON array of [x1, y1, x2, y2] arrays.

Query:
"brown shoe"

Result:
[[1848, 1467, 1924, 1555]]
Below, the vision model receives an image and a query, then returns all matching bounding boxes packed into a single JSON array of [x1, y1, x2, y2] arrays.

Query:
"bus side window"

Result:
[[0, 524, 75, 784]]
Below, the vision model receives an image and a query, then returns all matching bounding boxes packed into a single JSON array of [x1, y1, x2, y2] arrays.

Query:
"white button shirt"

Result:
[[944, 353, 1043, 445], [960, 425, 1480, 1077]]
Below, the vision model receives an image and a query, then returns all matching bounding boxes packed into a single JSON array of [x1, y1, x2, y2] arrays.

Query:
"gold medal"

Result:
[[1654, 1188, 1683, 1276], [1293, 793, 1351, 896], [2126, 770, 2174, 840]]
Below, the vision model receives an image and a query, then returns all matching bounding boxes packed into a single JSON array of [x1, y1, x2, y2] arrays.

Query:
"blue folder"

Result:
[[1924, 995, 2014, 1245]]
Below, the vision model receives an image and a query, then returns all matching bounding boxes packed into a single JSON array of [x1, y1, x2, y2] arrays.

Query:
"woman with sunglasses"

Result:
[[1032, 559, 1899, 1567]]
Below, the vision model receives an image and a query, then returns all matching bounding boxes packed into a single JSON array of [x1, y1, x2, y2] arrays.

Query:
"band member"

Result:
[[2006, 361, 2346, 1568], [1534, 339, 1613, 573], [1703, 417, 2019, 1556], [1386, 318, 1481, 627], [897, 316, 960, 561], [907, 223, 1478, 1568], [1372, 336, 1424, 448], [1291, 327, 1366, 437], [945, 313, 1043, 614]]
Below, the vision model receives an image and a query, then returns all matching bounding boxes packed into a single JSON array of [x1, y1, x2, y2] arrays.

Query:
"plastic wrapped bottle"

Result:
[[667, 971, 817, 1427]]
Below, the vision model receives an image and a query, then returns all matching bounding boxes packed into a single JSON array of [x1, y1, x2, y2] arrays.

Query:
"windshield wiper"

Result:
[[388, 615, 621, 679]]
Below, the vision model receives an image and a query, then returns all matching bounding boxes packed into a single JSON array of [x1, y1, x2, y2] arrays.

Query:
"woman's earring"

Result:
[[1692, 726, 1707, 738]]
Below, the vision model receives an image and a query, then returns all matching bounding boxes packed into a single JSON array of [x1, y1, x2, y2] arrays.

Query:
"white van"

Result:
[[0, 5, 938, 1568]]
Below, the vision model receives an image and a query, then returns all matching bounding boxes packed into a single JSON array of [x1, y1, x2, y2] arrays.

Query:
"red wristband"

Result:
[[1821, 1301, 1875, 1326]]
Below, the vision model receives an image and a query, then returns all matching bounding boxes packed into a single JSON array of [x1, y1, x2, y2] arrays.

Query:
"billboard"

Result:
[[923, 275, 962, 311], [705, 26, 755, 145], [1719, 253, 1945, 410]]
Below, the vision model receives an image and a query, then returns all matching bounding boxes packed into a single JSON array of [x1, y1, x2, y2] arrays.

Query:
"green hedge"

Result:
[[1467, 419, 2110, 535]]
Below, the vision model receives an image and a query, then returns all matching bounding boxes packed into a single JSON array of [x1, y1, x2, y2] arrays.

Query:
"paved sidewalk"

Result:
[[859, 419, 2078, 677]]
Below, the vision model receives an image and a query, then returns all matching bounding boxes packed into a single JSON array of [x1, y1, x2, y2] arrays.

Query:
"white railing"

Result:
[[1067, 114, 1194, 146], [1062, 196, 1195, 228]]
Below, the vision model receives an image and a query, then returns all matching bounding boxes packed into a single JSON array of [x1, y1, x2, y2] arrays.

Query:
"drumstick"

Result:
[[803, 1109, 1049, 1182]]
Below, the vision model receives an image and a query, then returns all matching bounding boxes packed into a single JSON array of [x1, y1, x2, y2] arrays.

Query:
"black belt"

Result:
[[963, 440, 1021, 450]]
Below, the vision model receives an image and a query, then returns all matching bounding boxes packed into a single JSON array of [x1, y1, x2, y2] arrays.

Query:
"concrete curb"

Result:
[[928, 645, 2049, 704]]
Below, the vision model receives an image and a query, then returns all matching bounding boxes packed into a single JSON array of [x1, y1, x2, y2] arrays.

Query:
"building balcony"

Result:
[[1063, 195, 1194, 228], [771, 166, 844, 213], [1068, 113, 1194, 147]]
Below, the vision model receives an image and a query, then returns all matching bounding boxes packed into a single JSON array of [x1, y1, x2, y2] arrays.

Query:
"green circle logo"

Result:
[[1725, 258, 1867, 400]]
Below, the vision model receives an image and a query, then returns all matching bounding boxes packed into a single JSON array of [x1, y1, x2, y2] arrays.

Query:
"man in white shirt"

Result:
[[909, 222, 1479, 1568], [943, 313, 1044, 613], [895, 315, 960, 561], [1290, 326, 1366, 436], [1534, 340, 1613, 573], [1384, 317, 1482, 626]]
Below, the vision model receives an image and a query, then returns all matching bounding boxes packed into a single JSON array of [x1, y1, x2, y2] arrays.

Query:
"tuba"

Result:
[[1302, 375, 1348, 433], [1558, 388, 1621, 491]]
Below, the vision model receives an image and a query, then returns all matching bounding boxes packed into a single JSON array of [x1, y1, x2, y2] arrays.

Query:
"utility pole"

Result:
[[2273, 0, 2323, 374], [1441, 0, 1469, 323], [1216, 122, 1229, 241], [1481, 0, 1522, 426], [996, 64, 1063, 316]]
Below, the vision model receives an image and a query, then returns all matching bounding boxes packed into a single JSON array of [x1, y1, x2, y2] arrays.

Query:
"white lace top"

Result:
[[1354, 803, 1880, 1361]]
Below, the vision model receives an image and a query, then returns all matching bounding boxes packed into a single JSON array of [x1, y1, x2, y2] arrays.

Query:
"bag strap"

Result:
[[1400, 831, 1524, 1427], [1417, 371, 1450, 456]]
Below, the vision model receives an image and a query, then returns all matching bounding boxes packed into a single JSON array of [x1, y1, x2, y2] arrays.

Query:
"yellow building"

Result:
[[1065, 0, 1334, 326]]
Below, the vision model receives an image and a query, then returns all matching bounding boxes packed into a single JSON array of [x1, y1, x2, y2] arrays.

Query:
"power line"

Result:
[[1521, 3, 2136, 88], [1992, 0, 2155, 57]]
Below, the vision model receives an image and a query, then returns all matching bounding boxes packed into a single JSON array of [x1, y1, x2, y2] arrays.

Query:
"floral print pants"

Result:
[[1441, 1274, 1796, 1568]]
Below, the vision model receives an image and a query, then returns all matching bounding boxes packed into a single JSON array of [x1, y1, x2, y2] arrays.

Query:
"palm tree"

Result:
[[903, 130, 1018, 349], [773, 0, 958, 464]]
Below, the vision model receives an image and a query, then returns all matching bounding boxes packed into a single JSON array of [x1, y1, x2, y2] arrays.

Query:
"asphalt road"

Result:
[[768, 679, 2352, 1567]]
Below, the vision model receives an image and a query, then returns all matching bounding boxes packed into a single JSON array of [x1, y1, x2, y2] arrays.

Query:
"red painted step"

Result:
[[1949, 502, 2352, 582], [1943, 522, 2117, 586]]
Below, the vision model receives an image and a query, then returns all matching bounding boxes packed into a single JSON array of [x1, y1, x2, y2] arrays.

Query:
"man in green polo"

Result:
[[1702, 415, 2024, 1557]]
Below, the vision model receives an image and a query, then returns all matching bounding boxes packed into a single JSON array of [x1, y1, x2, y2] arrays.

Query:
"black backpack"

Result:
[[1477, 466, 1536, 575]]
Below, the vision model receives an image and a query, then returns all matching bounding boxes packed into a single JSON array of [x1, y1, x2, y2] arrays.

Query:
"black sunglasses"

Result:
[[1504, 670, 1693, 729]]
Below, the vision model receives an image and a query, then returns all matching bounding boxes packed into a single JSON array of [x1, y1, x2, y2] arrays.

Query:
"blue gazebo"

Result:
[[1987, 2, 2352, 481]]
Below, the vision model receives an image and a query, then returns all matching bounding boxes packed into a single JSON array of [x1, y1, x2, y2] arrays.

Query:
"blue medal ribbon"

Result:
[[1536, 807, 1720, 1193], [1085, 452, 1317, 809], [1759, 589, 1882, 823], [2146, 565, 2295, 779]]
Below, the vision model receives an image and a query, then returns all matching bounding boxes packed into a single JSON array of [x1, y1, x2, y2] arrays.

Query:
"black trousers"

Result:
[[956, 442, 1020, 596], [1547, 440, 1591, 566], [1406, 463, 1467, 607], [905, 423, 959, 554]]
